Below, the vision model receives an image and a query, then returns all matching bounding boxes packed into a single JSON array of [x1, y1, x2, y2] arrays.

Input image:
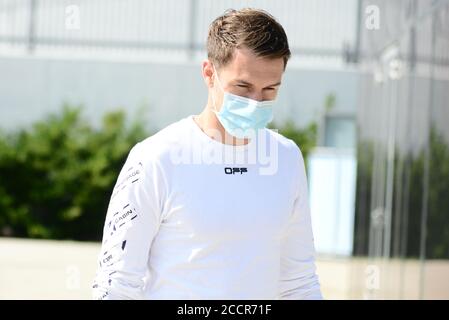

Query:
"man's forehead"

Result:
[[230, 49, 283, 69], [224, 63, 283, 85], [220, 50, 284, 83]]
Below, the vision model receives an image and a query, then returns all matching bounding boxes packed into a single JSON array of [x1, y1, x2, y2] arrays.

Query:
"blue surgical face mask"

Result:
[[212, 66, 275, 139]]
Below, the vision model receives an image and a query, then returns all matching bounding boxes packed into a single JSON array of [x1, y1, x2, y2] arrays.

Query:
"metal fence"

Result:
[[354, 0, 449, 299], [0, 0, 361, 63]]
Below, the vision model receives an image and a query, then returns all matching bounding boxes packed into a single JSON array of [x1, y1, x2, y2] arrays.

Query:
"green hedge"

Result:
[[268, 120, 317, 163], [0, 106, 317, 241], [0, 105, 148, 241], [353, 129, 449, 259]]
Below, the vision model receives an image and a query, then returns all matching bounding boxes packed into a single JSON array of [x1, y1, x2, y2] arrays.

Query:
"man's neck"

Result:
[[193, 107, 250, 146]]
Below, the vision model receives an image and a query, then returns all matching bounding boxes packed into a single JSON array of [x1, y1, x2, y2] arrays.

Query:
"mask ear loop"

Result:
[[211, 64, 223, 114]]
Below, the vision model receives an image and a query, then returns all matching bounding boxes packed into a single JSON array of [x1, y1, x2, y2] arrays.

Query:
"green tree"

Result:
[[0, 105, 148, 240]]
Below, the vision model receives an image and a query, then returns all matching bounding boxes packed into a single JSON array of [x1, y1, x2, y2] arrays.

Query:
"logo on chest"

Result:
[[224, 167, 248, 175]]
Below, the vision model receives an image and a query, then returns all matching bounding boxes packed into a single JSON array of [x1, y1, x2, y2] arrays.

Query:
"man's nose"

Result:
[[248, 92, 264, 102]]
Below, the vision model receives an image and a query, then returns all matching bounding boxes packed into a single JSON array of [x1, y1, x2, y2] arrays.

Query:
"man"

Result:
[[93, 8, 322, 300]]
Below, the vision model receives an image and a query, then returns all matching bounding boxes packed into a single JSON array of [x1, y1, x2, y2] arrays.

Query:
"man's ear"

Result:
[[202, 60, 214, 88]]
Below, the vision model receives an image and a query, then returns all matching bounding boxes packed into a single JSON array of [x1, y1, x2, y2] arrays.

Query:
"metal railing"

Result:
[[0, 0, 361, 62]]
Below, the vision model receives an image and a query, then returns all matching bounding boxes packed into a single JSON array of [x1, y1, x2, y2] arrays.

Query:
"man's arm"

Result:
[[92, 142, 163, 300], [279, 144, 322, 300]]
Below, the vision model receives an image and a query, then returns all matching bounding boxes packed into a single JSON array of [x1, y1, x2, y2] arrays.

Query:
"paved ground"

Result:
[[1, 238, 448, 299], [0, 237, 98, 299]]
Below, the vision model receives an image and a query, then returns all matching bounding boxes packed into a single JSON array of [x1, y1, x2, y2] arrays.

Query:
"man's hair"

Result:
[[207, 8, 291, 69]]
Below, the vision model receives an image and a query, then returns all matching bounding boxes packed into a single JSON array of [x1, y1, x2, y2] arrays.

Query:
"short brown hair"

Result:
[[207, 8, 291, 69]]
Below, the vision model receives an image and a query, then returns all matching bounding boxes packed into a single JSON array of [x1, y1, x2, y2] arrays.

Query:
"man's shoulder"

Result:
[[264, 128, 303, 159], [144, 116, 190, 144], [129, 116, 191, 163]]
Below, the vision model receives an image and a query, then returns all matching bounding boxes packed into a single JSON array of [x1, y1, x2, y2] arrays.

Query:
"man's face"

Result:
[[204, 47, 285, 110]]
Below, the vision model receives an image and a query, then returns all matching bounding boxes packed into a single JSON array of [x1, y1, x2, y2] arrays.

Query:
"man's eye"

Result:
[[236, 84, 248, 88], [265, 88, 275, 91]]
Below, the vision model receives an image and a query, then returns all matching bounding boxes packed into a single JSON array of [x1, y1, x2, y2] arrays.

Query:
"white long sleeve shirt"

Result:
[[92, 115, 322, 300]]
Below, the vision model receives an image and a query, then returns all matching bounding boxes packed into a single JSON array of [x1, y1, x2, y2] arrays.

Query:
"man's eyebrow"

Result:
[[234, 79, 253, 86], [264, 81, 282, 88], [234, 79, 282, 87]]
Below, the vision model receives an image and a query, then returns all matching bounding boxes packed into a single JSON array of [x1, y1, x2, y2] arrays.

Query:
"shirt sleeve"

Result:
[[278, 143, 323, 300], [92, 142, 164, 300]]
